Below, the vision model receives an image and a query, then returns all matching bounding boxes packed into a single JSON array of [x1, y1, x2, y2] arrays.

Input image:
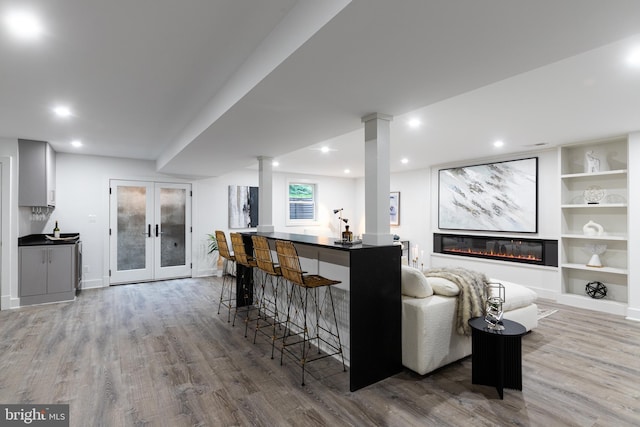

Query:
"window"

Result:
[[287, 182, 317, 224]]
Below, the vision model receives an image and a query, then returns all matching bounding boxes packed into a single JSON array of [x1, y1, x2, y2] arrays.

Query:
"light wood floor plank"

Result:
[[1, 277, 639, 426]]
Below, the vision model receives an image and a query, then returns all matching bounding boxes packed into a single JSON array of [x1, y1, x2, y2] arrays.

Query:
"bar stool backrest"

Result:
[[275, 240, 305, 286], [252, 235, 279, 275], [230, 233, 253, 267], [215, 230, 234, 261]]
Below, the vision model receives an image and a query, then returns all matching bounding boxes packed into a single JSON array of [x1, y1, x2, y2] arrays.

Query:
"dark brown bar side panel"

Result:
[[349, 245, 402, 391]]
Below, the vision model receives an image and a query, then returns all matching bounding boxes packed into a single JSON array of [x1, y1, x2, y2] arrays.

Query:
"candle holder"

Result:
[[484, 282, 505, 330]]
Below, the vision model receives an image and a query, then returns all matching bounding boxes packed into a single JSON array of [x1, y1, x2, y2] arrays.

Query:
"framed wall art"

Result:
[[438, 157, 538, 233], [390, 191, 400, 226], [228, 185, 259, 228]]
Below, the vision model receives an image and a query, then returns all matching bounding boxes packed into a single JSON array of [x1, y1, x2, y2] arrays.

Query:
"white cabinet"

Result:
[[558, 137, 628, 315], [18, 139, 56, 207]]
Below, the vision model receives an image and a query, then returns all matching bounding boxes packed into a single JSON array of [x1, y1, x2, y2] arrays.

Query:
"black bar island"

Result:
[[240, 231, 402, 391]]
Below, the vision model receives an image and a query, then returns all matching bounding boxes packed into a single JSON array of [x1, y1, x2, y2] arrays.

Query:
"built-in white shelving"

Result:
[[559, 137, 629, 315]]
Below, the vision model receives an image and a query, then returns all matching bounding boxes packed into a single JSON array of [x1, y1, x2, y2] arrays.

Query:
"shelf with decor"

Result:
[[560, 169, 627, 179], [561, 263, 627, 275], [561, 233, 627, 241], [559, 137, 629, 315]]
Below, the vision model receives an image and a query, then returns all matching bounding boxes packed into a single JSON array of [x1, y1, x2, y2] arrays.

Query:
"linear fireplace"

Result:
[[434, 233, 558, 267]]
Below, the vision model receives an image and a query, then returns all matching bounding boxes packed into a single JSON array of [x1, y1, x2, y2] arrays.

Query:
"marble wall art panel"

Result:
[[228, 185, 259, 229], [438, 157, 538, 233]]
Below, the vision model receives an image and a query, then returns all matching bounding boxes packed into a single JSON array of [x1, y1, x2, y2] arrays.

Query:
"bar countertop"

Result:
[[241, 231, 399, 251]]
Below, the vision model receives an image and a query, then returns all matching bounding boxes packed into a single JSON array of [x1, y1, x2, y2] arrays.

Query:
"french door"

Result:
[[109, 180, 192, 284]]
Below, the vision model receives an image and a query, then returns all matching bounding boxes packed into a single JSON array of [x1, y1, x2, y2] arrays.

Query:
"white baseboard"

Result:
[[626, 307, 640, 322], [530, 288, 559, 301], [81, 278, 106, 290], [1, 294, 18, 309], [195, 268, 221, 278]]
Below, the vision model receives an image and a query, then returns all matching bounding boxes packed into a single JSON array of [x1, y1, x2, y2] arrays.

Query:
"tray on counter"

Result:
[[44, 235, 79, 241]]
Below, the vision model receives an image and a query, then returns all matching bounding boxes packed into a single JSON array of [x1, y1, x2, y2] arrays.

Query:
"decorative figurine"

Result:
[[584, 243, 607, 268], [585, 150, 600, 173], [582, 220, 604, 236]]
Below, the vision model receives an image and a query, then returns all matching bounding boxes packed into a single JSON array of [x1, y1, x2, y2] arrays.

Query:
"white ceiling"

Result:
[[2, 0, 640, 178]]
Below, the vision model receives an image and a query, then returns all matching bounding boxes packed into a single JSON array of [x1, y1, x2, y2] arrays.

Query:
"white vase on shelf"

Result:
[[583, 220, 604, 236], [584, 243, 607, 268]]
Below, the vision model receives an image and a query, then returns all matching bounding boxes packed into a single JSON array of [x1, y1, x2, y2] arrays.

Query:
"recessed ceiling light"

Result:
[[272, 160, 279, 167], [344, 169, 350, 174], [53, 106, 72, 118], [401, 158, 409, 164], [627, 47, 640, 67], [4, 10, 43, 40], [408, 118, 421, 129], [71, 140, 82, 148], [321, 146, 330, 153], [494, 140, 504, 148]]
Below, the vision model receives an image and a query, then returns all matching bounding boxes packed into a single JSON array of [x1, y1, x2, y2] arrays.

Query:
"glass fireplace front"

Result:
[[433, 233, 558, 267]]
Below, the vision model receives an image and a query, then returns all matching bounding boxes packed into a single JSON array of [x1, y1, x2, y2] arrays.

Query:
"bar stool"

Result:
[[275, 239, 346, 386], [229, 232, 258, 337], [215, 230, 236, 322], [251, 235, 287, 358]]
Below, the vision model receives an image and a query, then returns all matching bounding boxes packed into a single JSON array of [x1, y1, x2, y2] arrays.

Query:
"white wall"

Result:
[[18, 154, 363, 291], [273, 172, 358, 237], [627, 132, 640, 320], [0, 138, 18, 308], [390, 169, 431, 267], [193, 169, 258, 277], [11, 140, 545, 306], [8, 141, 633, 316], [23, 153, 193, 289], [428, 149, 560, 298]]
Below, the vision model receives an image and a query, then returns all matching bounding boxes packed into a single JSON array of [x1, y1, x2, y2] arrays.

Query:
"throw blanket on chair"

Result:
[[424, 267, 488, 336]]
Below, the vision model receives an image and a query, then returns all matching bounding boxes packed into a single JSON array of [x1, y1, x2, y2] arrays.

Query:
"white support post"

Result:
[[361, 113, 394, 246], [257, 156, 275, 233]]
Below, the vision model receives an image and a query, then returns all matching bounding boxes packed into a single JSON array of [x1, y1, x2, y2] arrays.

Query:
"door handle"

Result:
[[147, 224, 151, 237], [155, 224, 159, 237]]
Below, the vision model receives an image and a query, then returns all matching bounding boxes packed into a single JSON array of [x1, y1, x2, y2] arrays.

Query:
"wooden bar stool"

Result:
[[251, 235, 286, 358], [275, 239, 346, 386], [215, 230, 236, 322], [229, 233, 258, 337]]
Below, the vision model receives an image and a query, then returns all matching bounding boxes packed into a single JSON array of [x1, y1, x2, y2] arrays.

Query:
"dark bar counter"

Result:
[[241, 231, 402, 391]]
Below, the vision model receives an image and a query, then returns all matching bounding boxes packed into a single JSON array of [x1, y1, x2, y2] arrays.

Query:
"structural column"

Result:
[[361, 113, 394, 246], [627, 132, 640, 320], [257, 156, 275, 233]]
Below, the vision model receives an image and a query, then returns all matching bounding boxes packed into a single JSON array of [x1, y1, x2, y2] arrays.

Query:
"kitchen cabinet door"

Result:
[[18, 139, 56, 207], [47, 246, 73, 294], [19, 247, 48, 297]]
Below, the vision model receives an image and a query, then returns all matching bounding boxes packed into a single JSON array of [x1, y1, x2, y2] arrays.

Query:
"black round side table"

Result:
[[468, 317, 527, 399]]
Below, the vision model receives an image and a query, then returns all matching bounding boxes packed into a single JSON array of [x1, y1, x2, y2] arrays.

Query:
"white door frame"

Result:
[[0, 157, 14, 309], [109, 180, 192, 284]]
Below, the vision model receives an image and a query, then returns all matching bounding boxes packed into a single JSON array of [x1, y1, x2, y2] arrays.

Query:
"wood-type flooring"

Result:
[[0, 277, 638, 426]]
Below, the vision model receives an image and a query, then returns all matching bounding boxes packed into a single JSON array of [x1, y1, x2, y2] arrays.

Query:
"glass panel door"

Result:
[[110, 180, 191, 284], [110, 181, 154, 284], [154, 183, 191, 280]]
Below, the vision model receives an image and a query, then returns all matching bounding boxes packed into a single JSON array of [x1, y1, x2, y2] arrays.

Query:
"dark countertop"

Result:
[[240, 231, 399, 251], [18, 233, 80, 246]]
